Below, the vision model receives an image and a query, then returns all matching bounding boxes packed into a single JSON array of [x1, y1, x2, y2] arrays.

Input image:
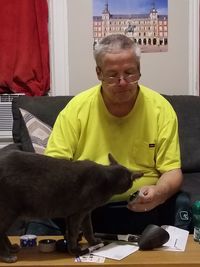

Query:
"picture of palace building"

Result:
[[93, 0, 168, 53]]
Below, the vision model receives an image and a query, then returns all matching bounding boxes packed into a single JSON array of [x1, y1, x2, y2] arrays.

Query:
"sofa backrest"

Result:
[[12, 94, 200, 173], [163, 95, 200, 173], [12, 95, 73, 152]]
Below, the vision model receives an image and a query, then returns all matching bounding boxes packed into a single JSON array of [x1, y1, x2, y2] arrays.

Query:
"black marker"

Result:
[[79, 242, 108, 256], [95, 233, 140, 242]]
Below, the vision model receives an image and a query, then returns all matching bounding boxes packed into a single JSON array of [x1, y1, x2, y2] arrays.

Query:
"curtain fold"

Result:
[[0, 0, 50, 96]]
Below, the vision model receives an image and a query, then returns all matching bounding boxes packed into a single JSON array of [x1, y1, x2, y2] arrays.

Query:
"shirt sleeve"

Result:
[[44, 103, 79, 160], [156, 103, 181, 173]]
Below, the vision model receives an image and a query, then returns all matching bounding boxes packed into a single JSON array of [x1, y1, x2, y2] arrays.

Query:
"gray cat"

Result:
[[0, 150, 143, 262]]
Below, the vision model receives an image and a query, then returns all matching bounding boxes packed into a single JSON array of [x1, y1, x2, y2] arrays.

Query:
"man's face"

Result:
[[96, 49, 141, 105]]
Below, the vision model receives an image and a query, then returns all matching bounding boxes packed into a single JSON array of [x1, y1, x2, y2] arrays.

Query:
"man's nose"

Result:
[[118, 76, 128, 85]]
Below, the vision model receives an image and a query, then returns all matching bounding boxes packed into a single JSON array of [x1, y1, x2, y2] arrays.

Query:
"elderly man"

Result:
[[45, 34, 184, 234]]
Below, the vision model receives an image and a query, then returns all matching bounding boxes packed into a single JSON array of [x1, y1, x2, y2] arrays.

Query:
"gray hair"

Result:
[[93, 34, 141, 67]]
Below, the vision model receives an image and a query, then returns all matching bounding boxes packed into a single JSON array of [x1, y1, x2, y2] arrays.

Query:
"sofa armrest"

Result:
[[12, 95, 74, 152], [163, 94, 200, 172]]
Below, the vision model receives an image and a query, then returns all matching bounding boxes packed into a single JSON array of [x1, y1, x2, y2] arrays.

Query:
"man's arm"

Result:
[[127, 168, 183, 212], [156, 168, 183, 202], [127, 99, 183, 212]]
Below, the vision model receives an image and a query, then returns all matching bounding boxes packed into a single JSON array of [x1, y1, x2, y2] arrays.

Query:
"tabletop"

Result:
[[0, 235, 199, 267]]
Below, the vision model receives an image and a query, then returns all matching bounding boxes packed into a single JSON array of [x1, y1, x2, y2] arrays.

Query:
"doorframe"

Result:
[[48, 0, 69, 96], [189, 0, 199, 95]]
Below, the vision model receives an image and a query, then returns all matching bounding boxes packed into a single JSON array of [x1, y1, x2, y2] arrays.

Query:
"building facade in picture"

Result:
[[93, 0, 168, 53]]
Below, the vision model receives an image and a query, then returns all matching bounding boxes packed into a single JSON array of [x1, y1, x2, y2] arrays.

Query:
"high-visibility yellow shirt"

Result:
[[45, 84, 181, 202]]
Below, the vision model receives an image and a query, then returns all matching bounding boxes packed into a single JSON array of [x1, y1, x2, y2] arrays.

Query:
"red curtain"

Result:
[[0, 0, 50, 96]]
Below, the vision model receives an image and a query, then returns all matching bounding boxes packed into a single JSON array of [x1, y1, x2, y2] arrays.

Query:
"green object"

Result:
[[192, 200, 200, 241]]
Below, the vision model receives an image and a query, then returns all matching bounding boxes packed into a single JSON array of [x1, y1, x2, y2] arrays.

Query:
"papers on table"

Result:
[[158, 225, 189, 251], [85, 226, 189, 261], [75, 255, 106, 263], [92, 242, 139, 260]]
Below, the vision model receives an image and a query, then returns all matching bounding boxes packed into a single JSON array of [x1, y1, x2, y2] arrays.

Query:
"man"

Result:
[[45, 34, 183, 234]]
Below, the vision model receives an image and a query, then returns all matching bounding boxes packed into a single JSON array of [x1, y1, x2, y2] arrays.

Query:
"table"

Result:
[[0, 235, 199, 267]]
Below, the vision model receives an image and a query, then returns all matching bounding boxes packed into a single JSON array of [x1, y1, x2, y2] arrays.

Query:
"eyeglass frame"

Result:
[[99, 71, 141, 86]]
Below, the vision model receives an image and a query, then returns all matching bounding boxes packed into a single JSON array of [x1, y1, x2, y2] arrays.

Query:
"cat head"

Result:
[[107, 153, 143, 194]]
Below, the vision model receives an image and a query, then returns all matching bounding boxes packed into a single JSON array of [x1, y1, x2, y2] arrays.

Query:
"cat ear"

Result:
[[108, 153, 118, 165], [131, 171, 143, 180]]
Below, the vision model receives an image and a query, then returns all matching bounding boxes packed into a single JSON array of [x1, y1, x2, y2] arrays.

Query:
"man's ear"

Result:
[[108, 153, 118, 165], [96, 66, 102, 81]]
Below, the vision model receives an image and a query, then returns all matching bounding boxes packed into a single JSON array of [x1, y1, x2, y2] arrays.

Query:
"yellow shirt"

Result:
[[45, 84, 181, 201]]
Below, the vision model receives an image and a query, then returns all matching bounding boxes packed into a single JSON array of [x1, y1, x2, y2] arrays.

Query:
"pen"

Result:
[[94, 233, 140, 242], [79, 242, 107, 256]]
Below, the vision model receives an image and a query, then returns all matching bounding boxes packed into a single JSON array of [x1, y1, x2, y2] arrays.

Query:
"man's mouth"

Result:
[[115, 89, 131, 93]]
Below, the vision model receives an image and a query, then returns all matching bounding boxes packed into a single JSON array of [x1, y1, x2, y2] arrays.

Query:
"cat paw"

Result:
[[1, 254, 18, 263], [9, 244, 20, 253], [68, 246, 82, 257]]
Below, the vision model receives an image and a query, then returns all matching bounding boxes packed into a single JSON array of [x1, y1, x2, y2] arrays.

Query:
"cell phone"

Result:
[[129, 191, 139, 202]]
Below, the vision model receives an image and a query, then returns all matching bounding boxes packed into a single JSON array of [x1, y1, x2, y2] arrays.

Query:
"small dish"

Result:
[[20, 235, 37, 247], [55, 239, 68, 252], [38, 239, 56, 253]]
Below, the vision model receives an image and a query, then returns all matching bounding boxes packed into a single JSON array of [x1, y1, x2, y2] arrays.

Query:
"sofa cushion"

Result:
[[163, 95, 200, 172], [19, 108, 52, 154], [12, 95, 73, 152]]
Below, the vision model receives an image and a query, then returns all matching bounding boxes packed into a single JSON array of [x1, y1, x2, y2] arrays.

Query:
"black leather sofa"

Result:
[[163, 95, 200, 203], [2, 94, 200, 235], [9, 94, 200, 204]]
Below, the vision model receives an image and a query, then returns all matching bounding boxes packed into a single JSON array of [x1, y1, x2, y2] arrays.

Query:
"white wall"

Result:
[[140, 0, 199, 95], [67, 1, 97, 95], [49, 0, 97, 95], [49, 0, 199, 96], [141, 0, 189, 94]]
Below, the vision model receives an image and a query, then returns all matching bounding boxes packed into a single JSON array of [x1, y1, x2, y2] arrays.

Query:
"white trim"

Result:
[[189, 0, 199, 95], [48, 0, 69, 96]]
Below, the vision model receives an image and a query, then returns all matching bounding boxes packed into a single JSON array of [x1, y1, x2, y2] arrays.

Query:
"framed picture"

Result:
[[93, 0, 168, 53]]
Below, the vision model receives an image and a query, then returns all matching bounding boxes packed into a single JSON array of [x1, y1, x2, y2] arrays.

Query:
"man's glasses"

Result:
[[102, 73, 140, 85]]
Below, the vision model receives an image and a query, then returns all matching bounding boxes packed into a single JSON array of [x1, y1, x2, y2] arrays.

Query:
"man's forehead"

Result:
[[101, 53, 138, 71]]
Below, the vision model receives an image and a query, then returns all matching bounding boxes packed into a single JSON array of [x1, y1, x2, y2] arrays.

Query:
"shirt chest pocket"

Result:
[[132, 140, 156, 168]]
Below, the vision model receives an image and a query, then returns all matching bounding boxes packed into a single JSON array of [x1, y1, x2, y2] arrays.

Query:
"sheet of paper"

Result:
[[156, 225, 189, 251], [75, 255, 105, 263], [90, 225, 188, 261], [92, 242, 139, 260]]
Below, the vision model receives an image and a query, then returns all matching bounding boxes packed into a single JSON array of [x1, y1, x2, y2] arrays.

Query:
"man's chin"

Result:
[[113, 92, 134, 103]]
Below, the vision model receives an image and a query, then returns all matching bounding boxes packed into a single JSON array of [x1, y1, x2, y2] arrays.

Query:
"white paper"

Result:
[[92, 242, 139, 260], [156, 225, 189, 251], [75, 255, 105, 263], [91, 225, 189, 261]]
